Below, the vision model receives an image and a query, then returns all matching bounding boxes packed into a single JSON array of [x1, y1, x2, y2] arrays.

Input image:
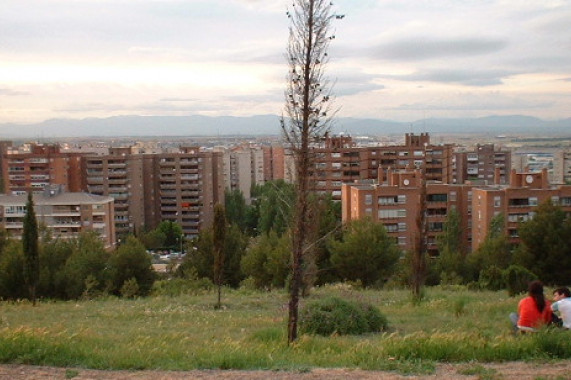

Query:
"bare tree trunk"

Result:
[[412, 174, 427, 301], [282, 0, 339, 344]]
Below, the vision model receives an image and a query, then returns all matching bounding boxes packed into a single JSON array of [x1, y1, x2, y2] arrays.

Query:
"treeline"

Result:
[[2, 181, 570, 301], [0, 231, 155, 300]]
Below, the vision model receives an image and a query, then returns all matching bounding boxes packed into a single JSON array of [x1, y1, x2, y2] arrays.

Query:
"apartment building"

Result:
[[147, 147, 224, 238], [553, 150, 571, 184], [343, 166, 571, 256], [83, 147, 224, 240], [453, 143, 511, 185], [342, 169, 473, 256], [2, 143, 85, 195], [471, 169, 571, 251], [0, 186, 115, 248], [84, 147, 146, 240], [312, 133, 455, 200]]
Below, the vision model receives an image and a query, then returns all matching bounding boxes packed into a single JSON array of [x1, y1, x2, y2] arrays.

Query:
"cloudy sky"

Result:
[[1, 0, 570, 125]]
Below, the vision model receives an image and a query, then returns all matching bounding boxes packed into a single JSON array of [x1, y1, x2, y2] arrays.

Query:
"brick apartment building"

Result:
[[311, 133, 455, 200], [84, 147, 224, 240], [2, 143, 85, 195], [471, 169, 571, 251], [342, 169, 473, 256], [453, 143, 511, 185], [343, 167, 571, 256]]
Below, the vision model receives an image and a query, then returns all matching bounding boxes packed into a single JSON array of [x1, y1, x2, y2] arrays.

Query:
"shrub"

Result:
[[120, 277, 139, 298], [299, 296, 388, 336], [151, 278, 213, 297], [503, 265, 537, 297], [478, 265, 505, 291]]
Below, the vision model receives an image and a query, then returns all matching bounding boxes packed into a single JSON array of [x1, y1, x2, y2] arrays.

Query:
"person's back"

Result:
[[518, 296, 552, 329], [552, 287, 571, 329], [516, 280, 552, 331]]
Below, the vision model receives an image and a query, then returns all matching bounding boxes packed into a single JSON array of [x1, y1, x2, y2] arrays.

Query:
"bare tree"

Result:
[[281, 0, 339, 344], [411, 174, 427, 302]]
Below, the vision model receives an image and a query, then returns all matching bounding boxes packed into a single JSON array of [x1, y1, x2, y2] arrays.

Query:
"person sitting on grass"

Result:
[[552, 287, 571, 329], [510, 280, 553, 333]]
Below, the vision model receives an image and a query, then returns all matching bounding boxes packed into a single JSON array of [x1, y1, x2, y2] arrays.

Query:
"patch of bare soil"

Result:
[[1, 362, 570, 380]]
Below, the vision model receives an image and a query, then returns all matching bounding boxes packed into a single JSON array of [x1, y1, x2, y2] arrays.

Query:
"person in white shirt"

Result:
[[552, 287, 571, 329]]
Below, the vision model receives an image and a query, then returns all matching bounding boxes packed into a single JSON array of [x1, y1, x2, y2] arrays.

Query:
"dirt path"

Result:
[[1, 362, 570, 380]]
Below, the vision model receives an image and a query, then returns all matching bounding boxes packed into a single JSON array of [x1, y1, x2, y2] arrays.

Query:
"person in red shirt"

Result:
[[510, 280, 553, 333]]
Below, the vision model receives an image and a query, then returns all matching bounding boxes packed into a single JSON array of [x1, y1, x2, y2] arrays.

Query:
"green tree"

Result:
[[22, 192, 39, 305], [466, 213, 512, 282], [436, 209, 466, 283], [38, 238, 74, 299], [61, 232, 110, 299], [515, 200, 571, 285], [177, 229, 214, 280], [108, 235, 156, 297], [0, 240, 26, 300], [329, 218, 401, 287], [213, 204, 226, 308], [241, 230, 290, 289], [139, 228, 166, 251], [223, 224, 248, 288], [255, 180, 295, 236], [225, 189, 248, 232], [157, 221, 183, 250]]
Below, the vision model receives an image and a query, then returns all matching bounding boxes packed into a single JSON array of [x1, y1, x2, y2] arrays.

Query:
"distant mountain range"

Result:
[[0, 114, 570, 138]]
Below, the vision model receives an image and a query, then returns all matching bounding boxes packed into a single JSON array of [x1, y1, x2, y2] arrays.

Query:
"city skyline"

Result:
[[1, 0, 570, 128]]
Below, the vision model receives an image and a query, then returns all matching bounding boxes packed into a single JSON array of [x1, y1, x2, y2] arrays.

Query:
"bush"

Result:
[[503, 265, 537, 297], [299, 296, 388, 336], [151, 278, 213, 297], [120, 277, 139, 298], [478, 265, 505, 291]]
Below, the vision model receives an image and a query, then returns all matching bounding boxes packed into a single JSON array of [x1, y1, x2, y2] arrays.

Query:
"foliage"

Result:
[[38, 238, 74, 299], [224, 189, 248, 233], [478, 265, 505, 291], [177, 223, 247, 289], [466, 213, 512, 283], [108, 235, 156, 297], [151, 277, 213, 297], [240, 231, 290, 289], [157, 221, 183, 250], [61, 232, 111, 299], [503, 265, 537, 297], [0, 240, 26, 299], [138, 229, 166, 251], [120, 277, 139, 299], [253, 180, 295, 236], [328, 218, 401, 287], [435, 209, 466, 282], [516, 200, 571, 285], [299, 296, 388, 336], [22, 192, 40, 304]]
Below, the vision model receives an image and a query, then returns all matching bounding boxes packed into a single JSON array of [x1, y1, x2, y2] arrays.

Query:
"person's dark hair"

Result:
[[554, 287, 571, 298], [529, 280, 546, 312]]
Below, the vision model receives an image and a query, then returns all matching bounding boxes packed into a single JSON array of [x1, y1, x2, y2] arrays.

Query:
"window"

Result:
[[385, 224, 398, 232], [552, 196, 559, 205], [449, 191, 457, 201], [378, 209, 406, 218], [397, 236, 407, 246], [397, 195, 406, 204], [365, 194, 372, 205], [428, 222, 444, 232], [427, 194, 447, 202], [529, 197, 538, 206], [331, 152, 341, 158], [494, 196, 501, 208], [398, 222, 407, 232], [365, 208, 372, 215], [414, 151, 424, 157]]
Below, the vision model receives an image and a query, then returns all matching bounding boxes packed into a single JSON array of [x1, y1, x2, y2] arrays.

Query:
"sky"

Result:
[[0, 0, 570, 125]]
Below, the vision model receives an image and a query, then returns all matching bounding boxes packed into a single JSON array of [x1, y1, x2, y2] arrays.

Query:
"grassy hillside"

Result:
[[1, 285, 570, 374]]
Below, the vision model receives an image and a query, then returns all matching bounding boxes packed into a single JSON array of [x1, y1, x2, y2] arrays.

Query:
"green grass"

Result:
[[0, 285, 570, 374]]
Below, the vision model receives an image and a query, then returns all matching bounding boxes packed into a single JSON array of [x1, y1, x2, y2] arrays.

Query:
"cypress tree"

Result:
[[22, 191, 39, 305]]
